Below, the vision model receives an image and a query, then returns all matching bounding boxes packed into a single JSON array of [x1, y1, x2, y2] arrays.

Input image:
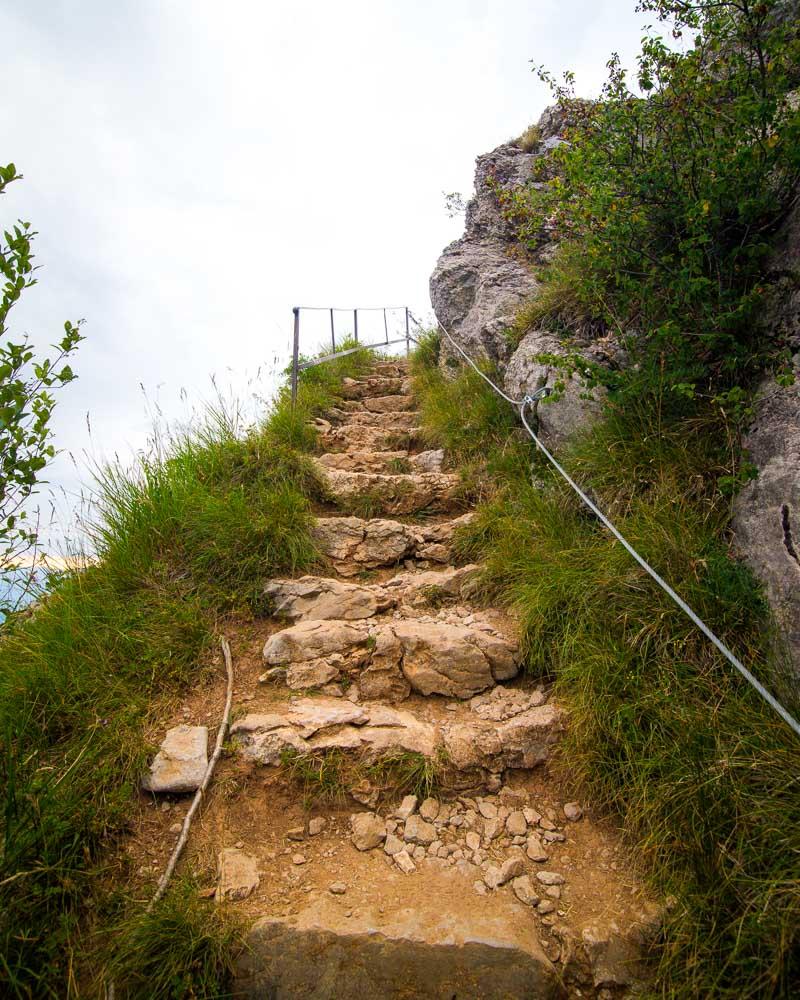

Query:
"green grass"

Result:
[[0, 340, 377, 997], [412, 345, 800, 998], [280, 747, 445, 807]]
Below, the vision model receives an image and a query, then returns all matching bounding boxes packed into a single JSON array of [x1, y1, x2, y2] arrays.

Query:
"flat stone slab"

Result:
[[141, 724, 208, 793], [218, 847, 260, 901], [265, 575, 394, 621], [314, 462, 462, 515], [234, 894, 561, 999]]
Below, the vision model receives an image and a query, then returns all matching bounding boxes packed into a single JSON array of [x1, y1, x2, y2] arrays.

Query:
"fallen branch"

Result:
[[147, 635, 235, 912]]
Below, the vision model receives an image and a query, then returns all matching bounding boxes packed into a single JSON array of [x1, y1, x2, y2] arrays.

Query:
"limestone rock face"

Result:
[[141, 724, 208, 794], [732, 199, 800, 689]]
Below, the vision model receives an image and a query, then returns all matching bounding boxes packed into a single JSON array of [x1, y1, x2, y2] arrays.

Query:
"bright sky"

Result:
[[2, 0, 651, 549]]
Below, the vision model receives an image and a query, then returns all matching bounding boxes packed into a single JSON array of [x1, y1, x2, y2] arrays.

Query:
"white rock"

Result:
[[350, 813, 387, 851], [395, 795, 418, 819], [384, 833, 404, 857], [477, 800, 498, 819], [142, 725, 208, 794], [506, 810, 528, 836], [498, 858, 525, 885], [465, 831, 481, 852], [403, 814, 437, 846], [483, 865, 503, 890], [419, 797, 440, 822], [394, 850, 416, 874], [536, 871, 565, 886], [512, 875, 540, 906], [217, 848, 259, 901], [329, 881, 347, 895], [526, 834, 549, 862], [563, 802, 583, 822], [308, 817, 326, 836]]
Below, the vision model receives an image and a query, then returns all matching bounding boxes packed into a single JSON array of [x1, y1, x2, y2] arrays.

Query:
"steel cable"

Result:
[[408, 311, 800, 738]]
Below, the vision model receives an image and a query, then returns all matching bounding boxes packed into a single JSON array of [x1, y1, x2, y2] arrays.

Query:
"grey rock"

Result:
[[506, 810, 528, 837], [419, 797, 440, 822], [563, 802, 583, 822], [403, 814, 437, 847], [512, 875, 541, 907], [395, 794, 418, 819], [329, 881, 347, 895], [384, 833, 404, 857], [536, 871, 565, 886], [394, 849, 416, 874], [498, 857, 525, 885], [526, 834, 549, 862]]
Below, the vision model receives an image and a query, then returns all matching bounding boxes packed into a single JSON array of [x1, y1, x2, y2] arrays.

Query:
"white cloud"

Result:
[[1, 0, 650, 547]]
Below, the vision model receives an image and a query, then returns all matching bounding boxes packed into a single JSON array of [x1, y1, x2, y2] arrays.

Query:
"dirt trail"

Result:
[[134, 359, 661, 998]]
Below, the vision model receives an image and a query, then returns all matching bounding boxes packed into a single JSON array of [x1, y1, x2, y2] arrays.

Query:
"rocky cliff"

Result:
[[430, 105, 619, 449], [430, 109, 800, 690]]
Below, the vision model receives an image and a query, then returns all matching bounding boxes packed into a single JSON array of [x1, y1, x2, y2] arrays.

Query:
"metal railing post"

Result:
[[330, 308, 336, 352], [353, 309, 358, 343], [383, 308, 389, 345], [291, 307, 300, 408], [405, 307, 410, 356]]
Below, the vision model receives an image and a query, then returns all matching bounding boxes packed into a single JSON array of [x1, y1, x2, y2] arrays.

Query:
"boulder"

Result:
[[444, 704, 565, 771], [141, 724, 208, 794]]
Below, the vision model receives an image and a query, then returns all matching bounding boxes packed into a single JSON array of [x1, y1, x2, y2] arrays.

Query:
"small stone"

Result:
[[394, 849, 416, 874], [350, 813, 387, 851], [512, 875, 540, 906], [217, 848, 259, 901], [523, 807, 541, 825], [428, 839, 443, 855], [483, 865, 503, 889], [169, 822, 182, 834], [563, 801, 583, 822], [478, 800, 498, 819], [506, 810, 528, 837], [539, 817, 556, 831], [543, 831, 566, 843], [473, 880, 488, 896], [329, 881, 347, 895], [526, 834, 549, 862], [142, 725, 209, 794], [546, 886, 561, 899], [536, 871, 566, 886], [537, 899, 557, 915], [384, 833, 404, 856], [308, 817, 326, 836], [292, 854, 307, 865], [465, 831, 481, 852], [287, 827, 305, 841], [395, 795, 418, 819], [403, 814, 437, 846], [412, 846, 426, 861], [235, 840, 244, 849], [499, 857, 525, 885], [483, 817, 502, 842], [419, 797, 440, 822]]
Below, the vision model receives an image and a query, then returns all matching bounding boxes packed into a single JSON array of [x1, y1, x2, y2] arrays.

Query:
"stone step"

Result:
[[335, 409, 420, 429], [260, 612, 520, 700], [263, 565, 480, 623], [316, 420, 423, 453], [314, 461, 462, 516], [231, 691, 563, 778], [317, 449, 444, 475], [234, 892, 562, 999], [340, 375, 410, 399], [312, 512, 475, 576]]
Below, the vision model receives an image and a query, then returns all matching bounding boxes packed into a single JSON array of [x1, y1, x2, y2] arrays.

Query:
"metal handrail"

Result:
[[290, 305, 412, 406]]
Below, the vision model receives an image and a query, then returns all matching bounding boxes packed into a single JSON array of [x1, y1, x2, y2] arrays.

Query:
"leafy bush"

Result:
[[498, 0, 800, 409]]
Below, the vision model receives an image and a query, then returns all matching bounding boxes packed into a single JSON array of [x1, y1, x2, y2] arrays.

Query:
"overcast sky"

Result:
[[2, 0, 651, 550]]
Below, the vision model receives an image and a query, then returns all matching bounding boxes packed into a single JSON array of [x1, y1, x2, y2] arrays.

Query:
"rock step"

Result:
[[340, 375, 410, 399], [264, 565, 480, 622], [231, 692, 563, 780], [261, 615, 520, 700], [326, 409, 420, 430], [317, 448, 444, 475], [312, 512, 475, 576], [235, 896, 562, 999], [316, 420, 424, 454], [314, 461, 462, 516]]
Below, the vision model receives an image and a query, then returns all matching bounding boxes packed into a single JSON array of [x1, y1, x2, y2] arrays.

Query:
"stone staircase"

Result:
[[142, 357, 661, 998]]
